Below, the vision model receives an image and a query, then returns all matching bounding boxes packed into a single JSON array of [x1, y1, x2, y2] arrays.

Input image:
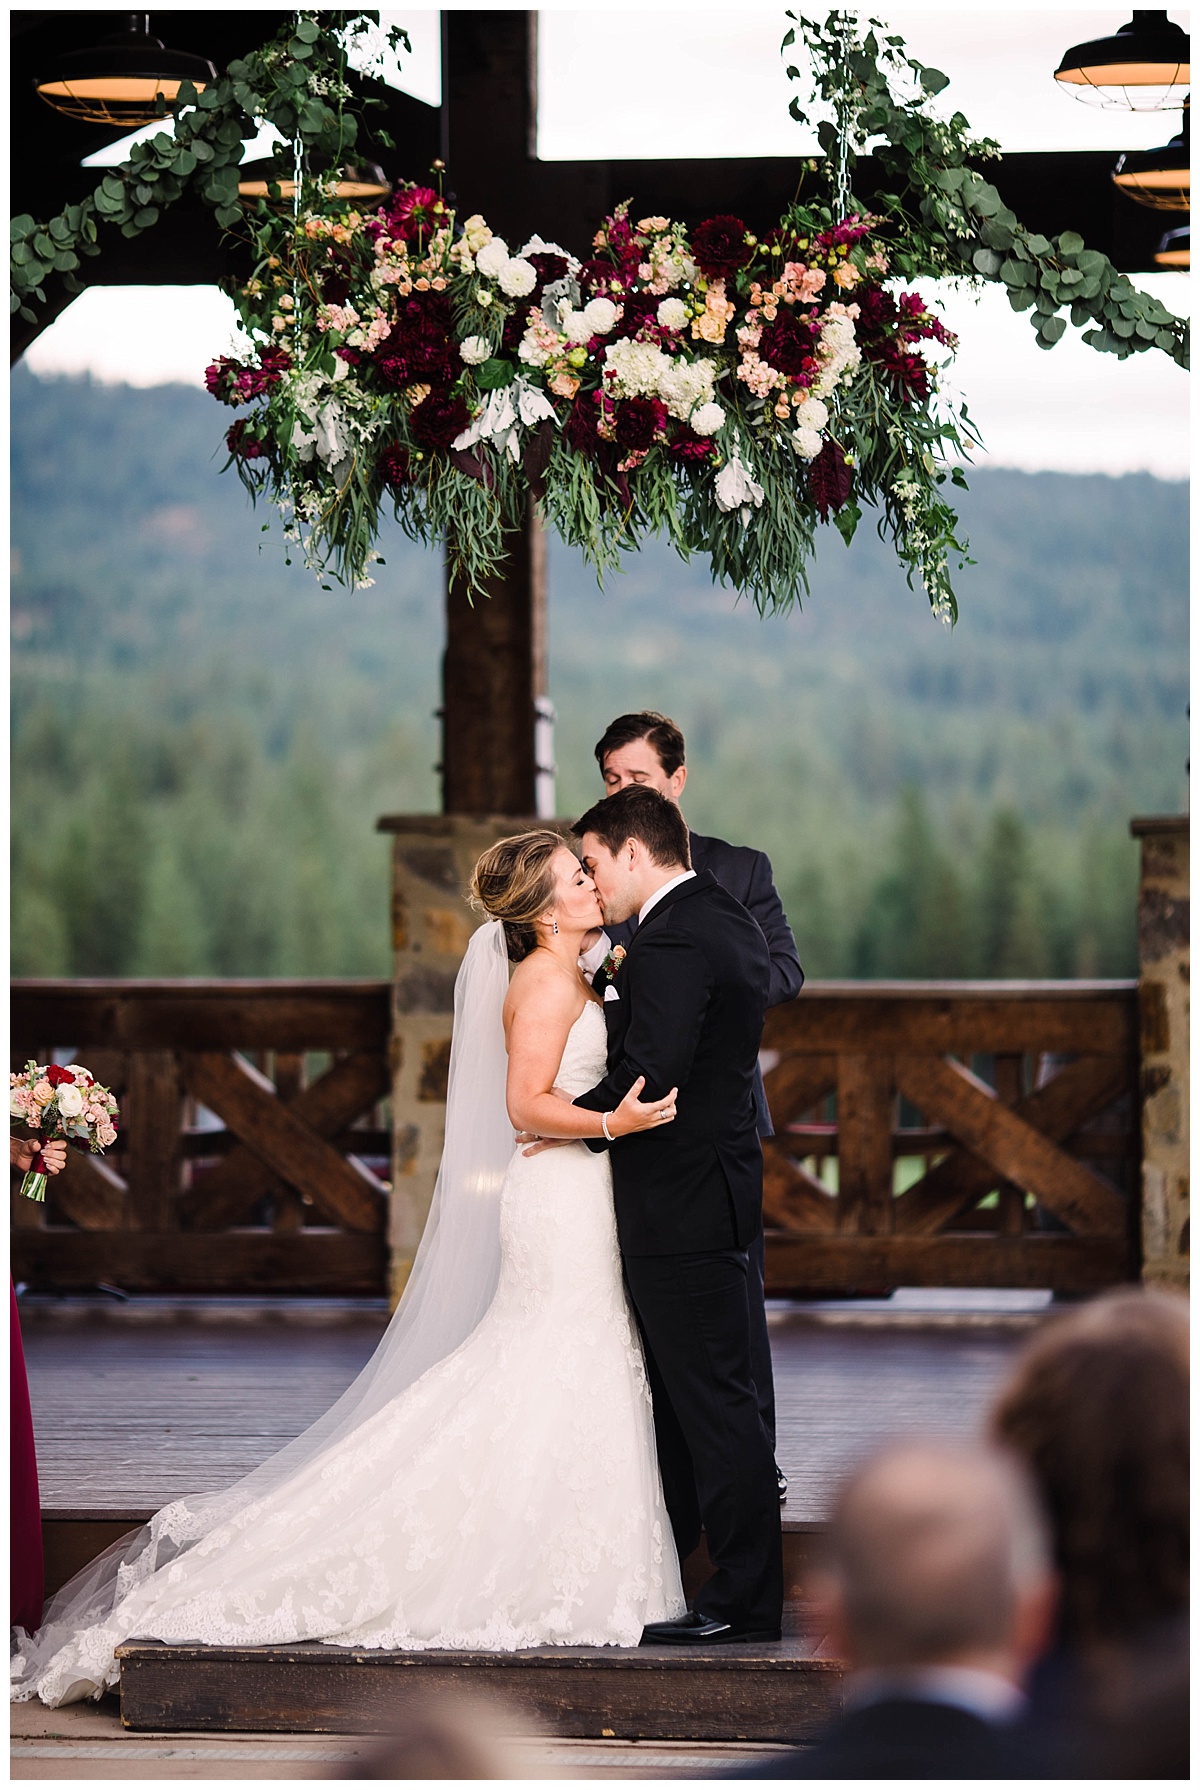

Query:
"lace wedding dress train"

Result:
[[13, 999, 685, 1706]]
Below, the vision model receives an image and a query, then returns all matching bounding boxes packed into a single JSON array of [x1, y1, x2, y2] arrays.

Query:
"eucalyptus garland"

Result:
[[11, 9, 1189, 621]]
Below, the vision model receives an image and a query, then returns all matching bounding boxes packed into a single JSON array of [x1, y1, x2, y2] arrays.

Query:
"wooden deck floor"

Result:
[[22, 1297, 1040, 1527]]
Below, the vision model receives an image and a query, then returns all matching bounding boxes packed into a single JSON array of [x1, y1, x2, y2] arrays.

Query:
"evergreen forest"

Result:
[[11, 366, 1188, 982]]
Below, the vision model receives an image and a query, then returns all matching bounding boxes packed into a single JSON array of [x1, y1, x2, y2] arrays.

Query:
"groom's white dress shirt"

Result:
[[637, 870, 696, 925]]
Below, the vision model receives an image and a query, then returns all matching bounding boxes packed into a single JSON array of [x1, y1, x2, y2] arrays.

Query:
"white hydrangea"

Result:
[[474, 236, 510, 279], [656, 357, 716, 421], [792, 396, 829, 432], [459, 336, 492, 366], [657, 297, 689, 331], [582, 297, 618, 336], [791, 427, 824, 460], [690, 401, 725, 437], [603, 338, 669, 398], [499, 257, 537, 298], [562, 311, 593, 345]]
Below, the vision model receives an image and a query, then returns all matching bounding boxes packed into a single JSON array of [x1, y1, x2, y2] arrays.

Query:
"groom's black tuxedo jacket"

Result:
[[575, 871, 771, 1256], [600, 830, 802, 1137]]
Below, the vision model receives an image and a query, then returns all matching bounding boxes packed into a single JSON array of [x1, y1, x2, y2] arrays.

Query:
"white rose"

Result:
[[562, 311, 592, 345], [459, 335, 492, 366], [791, 426, 824, 460], [462, 213, 493, 254], [657, 297, 689, 331], [473, 236, 510, 279], [690, 401, 725, 437], [582, 297, 618, 336], [57, 1084, 85, 1118], [498, 257, 537, 298], [793, 397, 829, 432]]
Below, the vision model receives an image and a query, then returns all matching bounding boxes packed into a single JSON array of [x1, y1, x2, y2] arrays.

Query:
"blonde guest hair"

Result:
[[471, 830, 566, 963]]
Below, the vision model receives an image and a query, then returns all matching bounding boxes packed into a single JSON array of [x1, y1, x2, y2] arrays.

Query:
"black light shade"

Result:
[[1055, 10, 1189, 110], [1113, 103, 1191, 209], [238, 162, 392, 202], [35, 13, 216, 127], [1154, 222, 1190, 266]]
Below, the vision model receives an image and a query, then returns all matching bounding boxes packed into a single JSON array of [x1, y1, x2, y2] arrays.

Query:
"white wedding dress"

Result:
[[13, 945, 685, 1707]]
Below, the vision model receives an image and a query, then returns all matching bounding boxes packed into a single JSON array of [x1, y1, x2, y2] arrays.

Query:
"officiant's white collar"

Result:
[[638, 870, 696, 926]]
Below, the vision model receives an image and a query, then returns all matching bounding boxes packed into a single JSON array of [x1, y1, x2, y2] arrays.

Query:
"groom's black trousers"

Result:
[[623, 1247, 784, 1634]]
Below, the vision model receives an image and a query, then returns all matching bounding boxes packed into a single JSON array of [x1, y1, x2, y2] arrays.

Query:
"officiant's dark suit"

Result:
[[574, 861, 784, 1639], [600, 829, 802, 1457]]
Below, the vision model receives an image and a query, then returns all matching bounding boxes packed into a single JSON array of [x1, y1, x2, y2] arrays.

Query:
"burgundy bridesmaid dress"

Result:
[[11, 1279, 45, 1633]]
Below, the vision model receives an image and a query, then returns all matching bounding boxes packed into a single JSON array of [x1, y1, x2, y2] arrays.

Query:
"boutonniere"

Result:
[[601, 945, 627, 982]]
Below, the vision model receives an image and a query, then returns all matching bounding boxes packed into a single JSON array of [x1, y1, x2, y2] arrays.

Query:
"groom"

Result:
[[573, 784, 784, 1644]]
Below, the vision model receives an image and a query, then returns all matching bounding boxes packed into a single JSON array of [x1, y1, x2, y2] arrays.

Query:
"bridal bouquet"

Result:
[[207, 178, 973, 616], [10, 1061, 120, 1202]]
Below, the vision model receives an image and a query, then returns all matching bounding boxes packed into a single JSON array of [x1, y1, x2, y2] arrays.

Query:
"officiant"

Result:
[[581, 711, 803, 1502]]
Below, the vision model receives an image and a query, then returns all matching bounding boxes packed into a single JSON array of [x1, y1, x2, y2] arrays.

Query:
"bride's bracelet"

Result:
[[601, 1112, 615, 1142]]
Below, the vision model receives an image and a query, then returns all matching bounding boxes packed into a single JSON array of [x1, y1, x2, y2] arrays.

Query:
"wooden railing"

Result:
[[761, 981, 1140, 1294], [12, 978, 1141, 1298], [11, 981, 392, 1295]]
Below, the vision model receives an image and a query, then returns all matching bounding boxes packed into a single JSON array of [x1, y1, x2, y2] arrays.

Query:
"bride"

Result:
[[13, 831, 687, 1706]]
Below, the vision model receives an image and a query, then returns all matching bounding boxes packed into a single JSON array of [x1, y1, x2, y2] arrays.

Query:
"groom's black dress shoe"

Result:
[[776, 1465, 788, 1503], [640, 1612, 783, 1646]]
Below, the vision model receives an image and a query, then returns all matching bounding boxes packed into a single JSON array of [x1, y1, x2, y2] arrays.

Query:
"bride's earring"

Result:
[[552, 918, 559, 935]]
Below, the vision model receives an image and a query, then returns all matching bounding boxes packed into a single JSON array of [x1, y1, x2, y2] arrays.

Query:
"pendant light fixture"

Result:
[[1154, 223, 1190, 267], [1054, 11, 1189, 110], [1113, 103, 1190, 209], [237, 162, 391, 202], [35, 13, 216, 127]]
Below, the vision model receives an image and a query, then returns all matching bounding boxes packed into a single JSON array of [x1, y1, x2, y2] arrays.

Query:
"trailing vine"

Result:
[[786, 12, 1189, 368], [11, 14, 405, 324]]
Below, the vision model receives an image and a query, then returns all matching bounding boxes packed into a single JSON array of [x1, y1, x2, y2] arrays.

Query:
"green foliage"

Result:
[[10, 371, 1187, 980], [784, 10, 1189, 370], [10, 12, 407, 321]]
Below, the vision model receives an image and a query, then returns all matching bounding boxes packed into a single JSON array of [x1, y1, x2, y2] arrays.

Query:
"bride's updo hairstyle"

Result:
[[470, 829, 566, 963]]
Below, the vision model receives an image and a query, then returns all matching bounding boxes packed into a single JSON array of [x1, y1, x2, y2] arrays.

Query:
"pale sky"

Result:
[[20, 5, 1191, 478]]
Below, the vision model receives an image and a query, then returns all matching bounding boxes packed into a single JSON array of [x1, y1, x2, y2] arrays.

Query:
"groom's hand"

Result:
[[515, 1130, 571, 1157]]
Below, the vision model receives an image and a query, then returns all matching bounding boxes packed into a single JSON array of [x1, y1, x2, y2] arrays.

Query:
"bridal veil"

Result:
[[12, 920, 514, 1697]]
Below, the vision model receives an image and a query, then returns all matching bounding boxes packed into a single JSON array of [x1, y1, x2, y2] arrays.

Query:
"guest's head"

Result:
[[990, 1287, 1188, 1655], [471, 829, 601, 962], [339, 1691, 542, 1777], [812, 1441, 1056, 1684], [575, 785, 691, 925], [594, 711, 688, 803]]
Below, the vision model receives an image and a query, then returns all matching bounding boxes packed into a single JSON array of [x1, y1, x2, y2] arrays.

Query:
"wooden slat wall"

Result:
[[761, 980, 1140, 1294], [11, 981, 392, 1296], [12, 978, 1141, 1296]]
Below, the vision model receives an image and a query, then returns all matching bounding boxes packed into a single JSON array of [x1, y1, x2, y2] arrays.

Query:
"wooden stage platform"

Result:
[[21, 1294, 1047, 1740]]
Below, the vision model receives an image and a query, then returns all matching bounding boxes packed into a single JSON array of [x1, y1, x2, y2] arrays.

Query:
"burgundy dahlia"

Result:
[[692, 215, 751, 280], [205, 356, 246, 405], [669, 430, 716, 463], [409, 391, 471, 452], [614, 396, 667, 452], [758, 310, 821, 377], [385, 184, 448, 246], [374, 293, 457, 390]]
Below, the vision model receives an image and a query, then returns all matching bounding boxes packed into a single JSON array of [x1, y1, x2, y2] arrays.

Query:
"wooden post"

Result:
[[1131, 815, 1189, 1289], [441, 509, 547, 815]]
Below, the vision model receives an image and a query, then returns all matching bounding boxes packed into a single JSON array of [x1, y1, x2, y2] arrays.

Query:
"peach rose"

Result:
[[32, 1080, 54, 1107]]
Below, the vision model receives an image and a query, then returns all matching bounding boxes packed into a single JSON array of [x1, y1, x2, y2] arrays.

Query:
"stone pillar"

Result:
[[1131, 816, 1189, 1291], [377, 812, 556, 1306]]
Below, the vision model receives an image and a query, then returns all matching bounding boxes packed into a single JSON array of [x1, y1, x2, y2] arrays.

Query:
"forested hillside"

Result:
[[11, 366, 1188, 979]]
